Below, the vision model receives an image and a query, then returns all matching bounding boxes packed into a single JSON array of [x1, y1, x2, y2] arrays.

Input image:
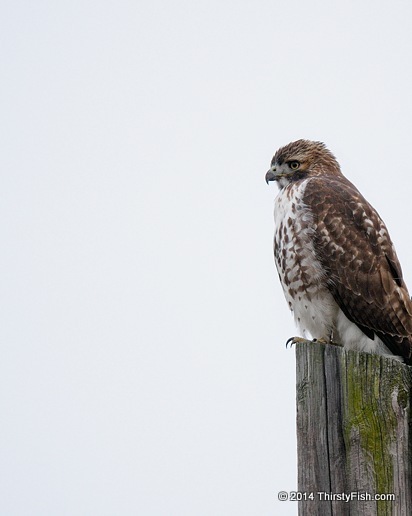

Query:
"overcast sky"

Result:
[[1, 1, 412, 515]]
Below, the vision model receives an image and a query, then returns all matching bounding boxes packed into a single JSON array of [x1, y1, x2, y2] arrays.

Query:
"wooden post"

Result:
[[296, 341, 412, 516]]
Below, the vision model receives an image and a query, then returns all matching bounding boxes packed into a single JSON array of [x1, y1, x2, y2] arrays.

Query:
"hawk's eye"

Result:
[[289, 161, 300, 170]]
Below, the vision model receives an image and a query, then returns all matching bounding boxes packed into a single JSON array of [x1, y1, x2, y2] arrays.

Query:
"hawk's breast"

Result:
[[273, 179, 337, 338]]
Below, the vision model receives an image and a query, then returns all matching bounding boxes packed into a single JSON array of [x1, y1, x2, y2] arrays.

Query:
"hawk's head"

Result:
[[265, 139, 341, 189]]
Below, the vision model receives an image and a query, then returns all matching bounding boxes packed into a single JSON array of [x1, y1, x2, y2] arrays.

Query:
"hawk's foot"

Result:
[[312, 337, 343, 347], [286, 336, 343, 348]]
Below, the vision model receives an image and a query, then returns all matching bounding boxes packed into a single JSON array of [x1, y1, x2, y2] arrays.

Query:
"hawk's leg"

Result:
[[319, 330, 343, 347]]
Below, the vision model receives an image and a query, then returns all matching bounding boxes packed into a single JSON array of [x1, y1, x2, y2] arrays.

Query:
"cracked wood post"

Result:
[[296, 340, 412, 516]]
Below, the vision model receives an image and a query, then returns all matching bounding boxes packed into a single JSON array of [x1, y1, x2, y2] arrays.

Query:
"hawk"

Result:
[[265, 139, 412, 364]]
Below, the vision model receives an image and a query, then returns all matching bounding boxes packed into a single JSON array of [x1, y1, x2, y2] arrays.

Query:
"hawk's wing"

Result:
[[303, 176, 412, 361]]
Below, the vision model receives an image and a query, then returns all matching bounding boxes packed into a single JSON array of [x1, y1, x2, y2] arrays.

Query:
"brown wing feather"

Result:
[[303, 176, 412, 362]]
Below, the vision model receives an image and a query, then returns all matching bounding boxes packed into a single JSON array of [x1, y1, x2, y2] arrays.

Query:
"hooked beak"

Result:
[[265, 168, 277, 184]]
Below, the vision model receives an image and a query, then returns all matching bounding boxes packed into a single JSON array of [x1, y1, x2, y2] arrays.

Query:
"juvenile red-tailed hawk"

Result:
[[266, 139, 412, 364]]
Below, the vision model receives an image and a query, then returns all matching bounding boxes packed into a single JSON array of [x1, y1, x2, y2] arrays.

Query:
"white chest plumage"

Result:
[[273, 180, 338, 339]]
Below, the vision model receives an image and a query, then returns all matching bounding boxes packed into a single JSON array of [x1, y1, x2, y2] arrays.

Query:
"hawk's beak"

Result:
[[265, 168, 277, 184]]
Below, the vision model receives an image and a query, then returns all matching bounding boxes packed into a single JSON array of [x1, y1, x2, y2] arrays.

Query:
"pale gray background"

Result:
[[1, 1, 412, 515]]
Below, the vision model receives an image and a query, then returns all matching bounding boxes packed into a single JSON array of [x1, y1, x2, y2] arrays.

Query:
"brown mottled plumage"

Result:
[[266, 139, 412, 364]]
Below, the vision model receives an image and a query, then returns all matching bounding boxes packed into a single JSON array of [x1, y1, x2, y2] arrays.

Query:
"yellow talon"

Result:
[[285, 336, 311, 348]]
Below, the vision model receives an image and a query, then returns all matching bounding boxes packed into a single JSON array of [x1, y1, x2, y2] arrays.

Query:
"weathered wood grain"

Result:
[[296, 341, 412, 516]]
